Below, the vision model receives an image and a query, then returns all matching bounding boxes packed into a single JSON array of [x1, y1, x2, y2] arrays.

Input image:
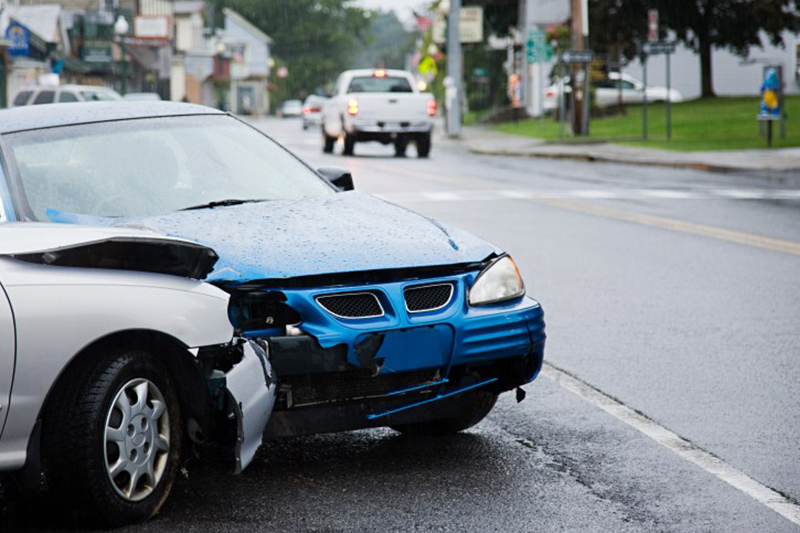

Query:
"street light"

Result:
[[114, 15, 129, 95]]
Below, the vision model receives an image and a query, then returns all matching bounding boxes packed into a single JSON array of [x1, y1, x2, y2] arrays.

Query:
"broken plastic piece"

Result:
[[516, 386, 527, 403]]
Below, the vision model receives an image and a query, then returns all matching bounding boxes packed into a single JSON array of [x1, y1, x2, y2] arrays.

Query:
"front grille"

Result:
[[316, 292, 383, 319], [404, 283, 454, 313]]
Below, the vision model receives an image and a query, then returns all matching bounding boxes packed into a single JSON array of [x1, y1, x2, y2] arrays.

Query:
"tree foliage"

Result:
[[653, 0, 800, 96], [221, 0, 373, 100], [354, 11, 415, 70]]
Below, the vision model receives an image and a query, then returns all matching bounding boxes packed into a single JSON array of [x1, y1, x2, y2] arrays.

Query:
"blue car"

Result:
[[0, 102, 545, 439]]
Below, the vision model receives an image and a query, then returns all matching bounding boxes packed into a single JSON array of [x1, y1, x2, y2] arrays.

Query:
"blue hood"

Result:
[[113, 192, 498, 284]]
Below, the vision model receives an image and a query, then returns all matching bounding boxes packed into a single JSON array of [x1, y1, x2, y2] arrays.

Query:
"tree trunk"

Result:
[[699, 37, 715, 98]]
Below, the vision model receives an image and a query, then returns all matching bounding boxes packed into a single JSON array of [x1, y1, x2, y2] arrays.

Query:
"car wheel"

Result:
[[343, 133, 356, 156], [394, 138, 408, 157], [43, 349, 181, 527], [323, 131, 336, 153], [390, 390, 497, 436], [302, 122, 309, 131], [416, 134, 431, 158]]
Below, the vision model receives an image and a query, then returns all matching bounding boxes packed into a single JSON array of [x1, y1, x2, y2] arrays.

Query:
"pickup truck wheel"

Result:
[[394, 138, 408, 157], [322, 131, 336, 153], [390, 390, 497, 436], [43, 349, 181, 527], [416, 134, 431, 158], [343, 133, 356, 156]]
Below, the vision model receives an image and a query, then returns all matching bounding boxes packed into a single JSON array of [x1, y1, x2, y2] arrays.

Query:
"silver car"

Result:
[[0, 224, 275, 526]]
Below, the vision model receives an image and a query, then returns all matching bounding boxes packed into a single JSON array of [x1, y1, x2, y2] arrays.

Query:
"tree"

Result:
[[221, 0, 373, 99], [653, 0, 800, 97], [355, 10, 415, 70]]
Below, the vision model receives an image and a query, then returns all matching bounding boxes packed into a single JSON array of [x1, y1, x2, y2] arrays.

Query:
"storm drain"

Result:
[[404, 283, 454, 313], [316, 292, 384, 319]]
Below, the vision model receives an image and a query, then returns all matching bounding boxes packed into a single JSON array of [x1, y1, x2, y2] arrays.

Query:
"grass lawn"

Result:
[[492, 96, 800, 151]]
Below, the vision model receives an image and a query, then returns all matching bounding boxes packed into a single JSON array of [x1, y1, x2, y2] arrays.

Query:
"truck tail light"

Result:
[[427, 99, 436, 116], [347, 98, 359, 115], [302, 107, 311, 114], [373, 69, 387, 78]]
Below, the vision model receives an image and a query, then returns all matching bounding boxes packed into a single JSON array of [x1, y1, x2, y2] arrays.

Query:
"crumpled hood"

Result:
[[117, 192, 499, 284]]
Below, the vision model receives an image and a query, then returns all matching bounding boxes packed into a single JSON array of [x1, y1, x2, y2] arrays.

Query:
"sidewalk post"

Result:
[[666, 51, 671, 140], [642, 53, 648, 140], [446, 0, 462, 138]]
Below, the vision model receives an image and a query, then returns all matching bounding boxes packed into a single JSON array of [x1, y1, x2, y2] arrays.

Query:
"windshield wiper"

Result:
[[180, 199, 267, 211]]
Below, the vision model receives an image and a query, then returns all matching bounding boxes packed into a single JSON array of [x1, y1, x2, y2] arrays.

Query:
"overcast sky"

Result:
[[356, 0, 426, 24]]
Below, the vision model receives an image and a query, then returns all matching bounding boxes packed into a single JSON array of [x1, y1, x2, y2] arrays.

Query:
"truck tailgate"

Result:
[[350, 93, 431, 122]]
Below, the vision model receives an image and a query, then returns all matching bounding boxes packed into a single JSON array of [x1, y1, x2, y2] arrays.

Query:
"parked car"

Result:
[[543, 72, 684, 111], [279, 99, 303, 117], [10, 84, 122, 107], [301, 94, 327, 130], [122, 92, 163, 101], [0, 102, 545, 458], [322, 68, 436, 157], [0, 224, 276, 526]]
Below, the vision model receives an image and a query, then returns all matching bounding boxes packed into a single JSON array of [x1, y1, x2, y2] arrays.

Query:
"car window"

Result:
[[347, 76, 412, 93], [4, 115, 334, 220], [58, 91, 79, 103], [32, 91, 56, 105], [13, 91, 32, 106], [615, 80, 636, 90], [80, 90, 120, 101]]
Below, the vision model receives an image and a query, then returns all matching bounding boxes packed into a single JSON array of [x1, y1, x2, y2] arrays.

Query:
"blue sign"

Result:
[[759, 67, 781, 120], [5, 22, 30, 57]]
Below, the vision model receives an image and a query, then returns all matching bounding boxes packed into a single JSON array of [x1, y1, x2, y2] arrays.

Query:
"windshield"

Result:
[[347, 76, 412, 93], [4, 114, 334, 220]]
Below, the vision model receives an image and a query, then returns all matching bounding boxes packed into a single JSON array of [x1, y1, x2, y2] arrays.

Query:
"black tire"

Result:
[[302, 122, 309, 131], [394, 138, 408, 157], [416, 133, 431, 158], [390, 390, 497, 436], [322, 131, 335, 153], [343, 133, 356, 156], [43, 349, 181, 527]]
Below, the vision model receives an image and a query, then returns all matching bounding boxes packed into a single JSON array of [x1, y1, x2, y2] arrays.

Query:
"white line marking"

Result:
[[422, 191, 462, 201], [380, 189, 800, 203], [541, 363, 800, 527]]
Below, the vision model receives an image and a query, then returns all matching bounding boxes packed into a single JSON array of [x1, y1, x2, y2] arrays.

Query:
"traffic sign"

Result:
[[648, 9, 659, 43], [561, 50, 594, 64], [526, 29, 552, 64], [643, 41, 676, 55]]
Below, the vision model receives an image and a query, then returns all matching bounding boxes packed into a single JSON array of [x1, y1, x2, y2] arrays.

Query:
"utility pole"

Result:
[[446, 0, 462, 137], [570, 0, 588, 135]]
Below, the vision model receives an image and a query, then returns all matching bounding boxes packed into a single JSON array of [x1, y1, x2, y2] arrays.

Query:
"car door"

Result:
[[0, 282, 15, 439]]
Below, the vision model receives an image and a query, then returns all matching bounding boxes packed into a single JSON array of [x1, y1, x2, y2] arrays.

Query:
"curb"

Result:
[[467, 146, 800, 180]]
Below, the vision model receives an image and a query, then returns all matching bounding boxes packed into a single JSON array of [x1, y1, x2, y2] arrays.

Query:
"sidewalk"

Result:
[[460, 126, 800, 176]]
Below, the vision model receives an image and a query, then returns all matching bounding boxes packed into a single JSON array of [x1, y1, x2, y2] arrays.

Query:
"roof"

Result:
[[0, 101, 225, 135], [222, 8, 273, 44], [8, 5, 61, 43], [174, 1, 207, 15]]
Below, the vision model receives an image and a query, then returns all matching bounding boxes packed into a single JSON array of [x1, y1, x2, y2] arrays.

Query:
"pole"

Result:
[[582, 59, 590, 135], [642, 54, 648, 140], [570, 0, 585, 136], [666, 51, 671, 140], [767, 120, 773, 147], [120, 39, 127, 95], [446, 0, 462, 138], [558, 53, 566, 139]]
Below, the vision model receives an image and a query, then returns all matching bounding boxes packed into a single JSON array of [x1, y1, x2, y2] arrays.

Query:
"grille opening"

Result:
[[404, 283, 454, 313], [316, 292, 383, 319]]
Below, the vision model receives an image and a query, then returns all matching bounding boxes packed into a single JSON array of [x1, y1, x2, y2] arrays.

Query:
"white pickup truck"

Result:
[[322, 69, 436, 158]]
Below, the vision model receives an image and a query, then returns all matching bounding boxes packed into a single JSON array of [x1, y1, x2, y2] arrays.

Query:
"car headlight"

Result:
[[468, 255, 525, 306]]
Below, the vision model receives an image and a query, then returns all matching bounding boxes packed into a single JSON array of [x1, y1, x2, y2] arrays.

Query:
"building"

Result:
[[220, 7, 272, 115]]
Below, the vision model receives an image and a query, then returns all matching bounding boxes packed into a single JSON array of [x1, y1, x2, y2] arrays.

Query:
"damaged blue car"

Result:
[[0, 102, 545, 440]]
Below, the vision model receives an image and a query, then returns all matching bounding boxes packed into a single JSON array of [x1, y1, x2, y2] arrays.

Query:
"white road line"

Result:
[[541, 363, 800, 528], [422, 191, 463, 201], [379, 189, 800, 203]]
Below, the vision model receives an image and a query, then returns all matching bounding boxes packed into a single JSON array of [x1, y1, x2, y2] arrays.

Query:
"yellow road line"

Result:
[[536, 198, 800, 257]]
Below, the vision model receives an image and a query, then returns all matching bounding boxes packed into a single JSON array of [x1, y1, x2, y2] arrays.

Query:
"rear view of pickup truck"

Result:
[[322, 69, 436, 157]]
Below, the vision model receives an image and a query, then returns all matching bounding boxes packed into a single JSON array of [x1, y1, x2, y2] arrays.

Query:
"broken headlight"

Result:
[[468, 255, 525, 306]]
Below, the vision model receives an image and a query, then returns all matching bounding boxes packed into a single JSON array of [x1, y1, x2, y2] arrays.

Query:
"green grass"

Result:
[[493, 96, 800, 151]]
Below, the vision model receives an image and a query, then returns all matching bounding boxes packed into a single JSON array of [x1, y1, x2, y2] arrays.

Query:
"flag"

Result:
[[413, 10, 432, 32]]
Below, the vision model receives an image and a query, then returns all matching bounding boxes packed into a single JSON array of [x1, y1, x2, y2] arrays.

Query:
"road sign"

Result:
[[561, 49, 594, 64], [648, 9, 659, 43], [432, 6, 484, 44], [643, 41, 676, 55], [526, 29, 552, 64]]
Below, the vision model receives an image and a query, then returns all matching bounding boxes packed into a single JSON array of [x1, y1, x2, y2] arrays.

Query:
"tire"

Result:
[[416, 133, 431, 158], [302, 122, 308, 131], [43, 349, 181, 527], [390, 390, 497, 436], [322, 131, 335, 153], [394, 137, 408, 157], [343, 133, 356, 156]]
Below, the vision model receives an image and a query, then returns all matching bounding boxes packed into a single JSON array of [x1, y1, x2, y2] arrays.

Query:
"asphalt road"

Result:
[[5, 117, 800, 532]]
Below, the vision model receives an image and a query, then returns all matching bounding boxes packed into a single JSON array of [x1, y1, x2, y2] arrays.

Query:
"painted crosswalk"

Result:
[[375, 188, 800, 203]]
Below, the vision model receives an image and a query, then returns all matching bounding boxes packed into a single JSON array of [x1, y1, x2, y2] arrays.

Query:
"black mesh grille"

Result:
[[316, 292, 383, 318], [404, 283, 454, 312]]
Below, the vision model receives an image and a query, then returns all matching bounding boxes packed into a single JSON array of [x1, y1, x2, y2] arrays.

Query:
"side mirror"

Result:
[[317, 167, 354, 191]]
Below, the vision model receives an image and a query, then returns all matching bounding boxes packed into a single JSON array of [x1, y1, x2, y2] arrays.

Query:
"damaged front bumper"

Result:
[[232, 271, 545, 437]]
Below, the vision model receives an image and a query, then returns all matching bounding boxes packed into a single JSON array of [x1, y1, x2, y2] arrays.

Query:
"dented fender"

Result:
[[222, 340, 277, 473]]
